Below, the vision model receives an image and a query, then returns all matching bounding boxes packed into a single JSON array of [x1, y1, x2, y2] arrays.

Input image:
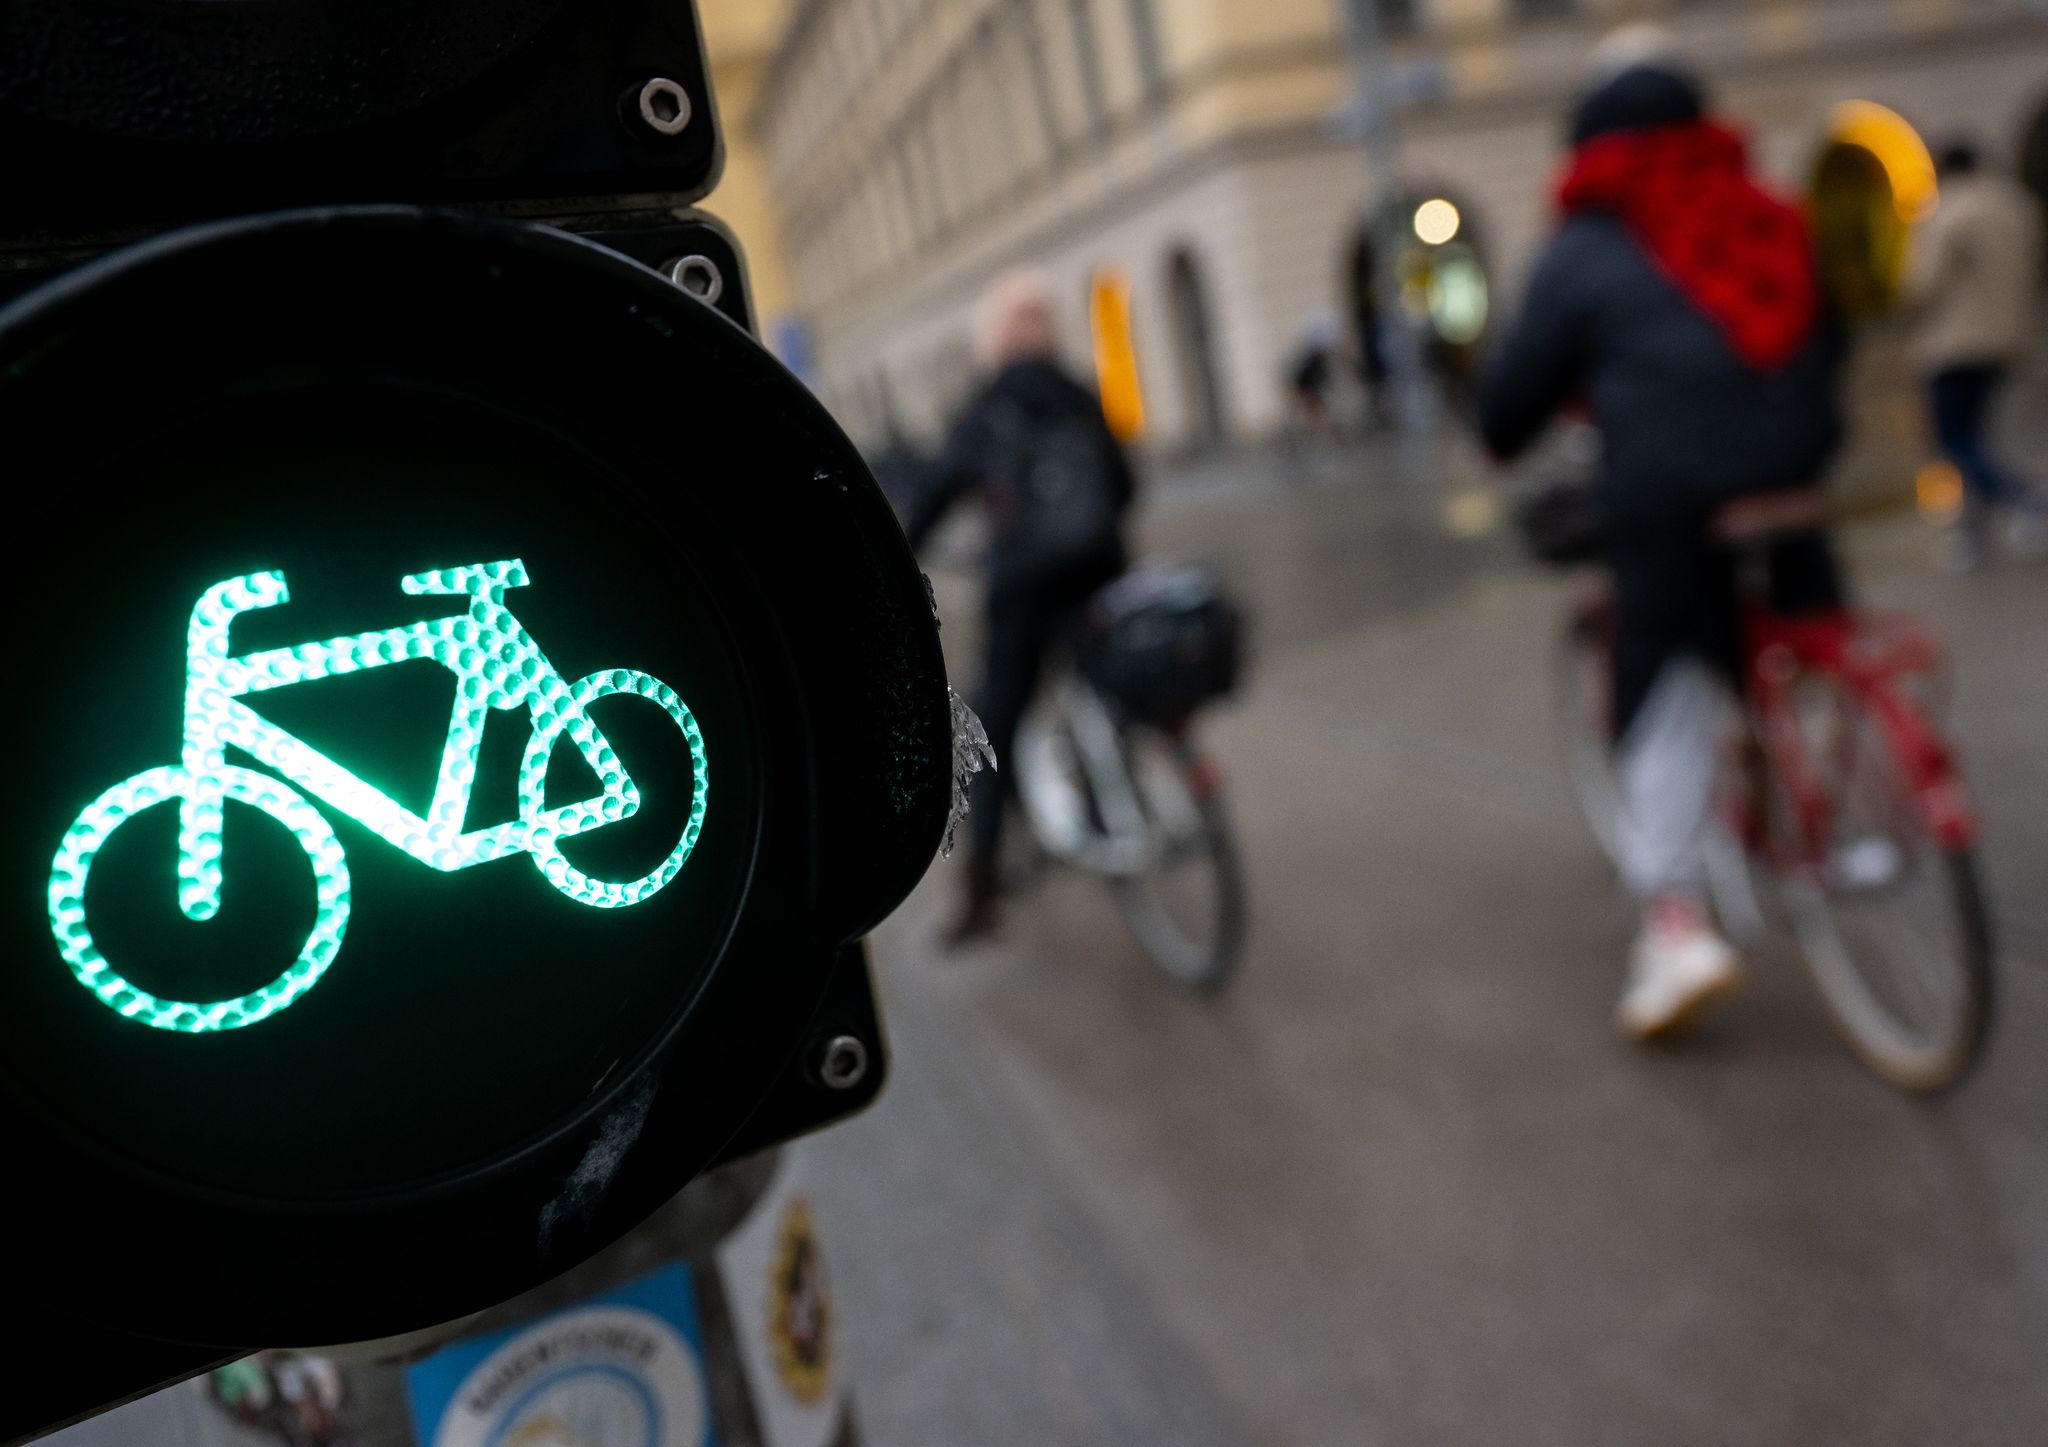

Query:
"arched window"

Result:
[[1017, 0, 1064, 159], [1808, 100, 1937, 319], [1125, 0, 1165, 101], [1068, 0, 1107, 132], [1375, 0, 1416, 37], [1165, 248, 1227, 449]]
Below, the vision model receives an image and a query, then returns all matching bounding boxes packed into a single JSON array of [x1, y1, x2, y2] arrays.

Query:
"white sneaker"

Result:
[[1618, 918, 1744, 1039]]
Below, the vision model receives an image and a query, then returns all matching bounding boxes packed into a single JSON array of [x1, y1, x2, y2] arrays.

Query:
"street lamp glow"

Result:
[[1413, 198, 1461, 246]]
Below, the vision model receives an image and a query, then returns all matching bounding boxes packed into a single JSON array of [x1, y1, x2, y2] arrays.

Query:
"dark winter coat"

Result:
[[906, 358, 1135, 595], [1479, 211, 1845, 537]]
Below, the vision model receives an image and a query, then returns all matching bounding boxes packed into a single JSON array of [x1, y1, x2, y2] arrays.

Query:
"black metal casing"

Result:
[[0, 209, 951, 1364], [0, 0, 723, 235]]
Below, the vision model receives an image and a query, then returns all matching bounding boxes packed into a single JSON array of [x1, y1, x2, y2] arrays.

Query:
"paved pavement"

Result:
[[806, 460, 2048, 1446]]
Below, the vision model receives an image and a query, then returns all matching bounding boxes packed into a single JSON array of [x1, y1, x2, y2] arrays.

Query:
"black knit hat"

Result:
[[1569, 64, 1707, 146]]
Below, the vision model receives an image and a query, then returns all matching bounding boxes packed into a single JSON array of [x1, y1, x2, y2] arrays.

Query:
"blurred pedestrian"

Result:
[[1424, 324, 1481, 423], [904, 269, 1137, 945], [1286, 308, 1344, 439], [1350, 243, 1393, 431], [1479, 38, 1846, 1039], [1905, 137, 2048, 571]]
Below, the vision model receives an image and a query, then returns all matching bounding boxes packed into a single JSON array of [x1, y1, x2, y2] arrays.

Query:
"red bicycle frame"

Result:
[[1741, 606, 1977, 866]]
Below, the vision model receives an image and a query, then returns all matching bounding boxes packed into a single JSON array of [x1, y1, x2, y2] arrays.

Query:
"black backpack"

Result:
[[986, 399, 1123, 584]]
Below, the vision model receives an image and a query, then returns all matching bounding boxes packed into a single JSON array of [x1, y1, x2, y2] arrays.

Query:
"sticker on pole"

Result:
[[716, 1157, 849, 1447], [404, 1265, 717, 1447]]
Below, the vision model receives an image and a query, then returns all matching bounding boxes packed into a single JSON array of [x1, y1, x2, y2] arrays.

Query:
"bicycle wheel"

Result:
[[1554, 605, 1628, 864], [1770, 679, 1993, 1091], [1014, 710, 1093, 866], [1108, 727, 1245, 994], [46, 764, 351, 1032], [521, 668, 708, 909]]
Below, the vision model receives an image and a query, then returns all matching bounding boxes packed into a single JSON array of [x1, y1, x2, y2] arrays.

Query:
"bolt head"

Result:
[[636, 78, 692, 137], [817, 1034, 869, 1091]]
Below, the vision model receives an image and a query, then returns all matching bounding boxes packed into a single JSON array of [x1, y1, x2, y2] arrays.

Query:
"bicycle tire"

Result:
[[1771, 692, 1995, 1092], [1109, 733, 1246, 994], [1787, 846, 1994, 1093]]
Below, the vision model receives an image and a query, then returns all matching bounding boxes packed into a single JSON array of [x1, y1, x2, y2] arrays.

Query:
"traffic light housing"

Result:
[[0, 0, 723, 231], [1, 202, 952, 1345], [0, 5, 958, 1436]]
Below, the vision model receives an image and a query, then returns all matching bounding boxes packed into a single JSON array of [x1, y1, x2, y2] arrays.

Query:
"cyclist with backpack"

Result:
[[1480, 36, 1848, 1039], [905, 269, 1138, 945]]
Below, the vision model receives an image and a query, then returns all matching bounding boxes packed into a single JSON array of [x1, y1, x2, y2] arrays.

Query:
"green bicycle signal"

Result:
[[45, 559, 709, 1035]]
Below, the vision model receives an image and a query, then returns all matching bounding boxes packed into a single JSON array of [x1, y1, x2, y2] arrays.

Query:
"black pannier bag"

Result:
[[1077, 565, 1245, 725]]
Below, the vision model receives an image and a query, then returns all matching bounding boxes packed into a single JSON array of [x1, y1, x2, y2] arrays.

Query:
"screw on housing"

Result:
[[816, 1035, 869, 1091], [635, 78, 694, 137], [664, 254, 724, 305]]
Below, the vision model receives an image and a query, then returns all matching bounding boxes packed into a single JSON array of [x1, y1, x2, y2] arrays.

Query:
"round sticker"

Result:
[[431, 1305, 707, 1447]]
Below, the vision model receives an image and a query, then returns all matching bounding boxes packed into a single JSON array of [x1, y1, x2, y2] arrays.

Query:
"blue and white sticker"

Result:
[[405, 1264, 715, 1447]]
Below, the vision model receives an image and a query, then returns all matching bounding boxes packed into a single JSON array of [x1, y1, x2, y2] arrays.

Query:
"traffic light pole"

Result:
[[0, 3, 952, 1438], [2, 1322, 226, 1444], [1340, 0, 1439, 487]]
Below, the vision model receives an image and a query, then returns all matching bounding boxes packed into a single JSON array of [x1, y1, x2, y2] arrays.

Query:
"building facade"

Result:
[[753, 0, 2048, 457], [697, 0, 799, 331]]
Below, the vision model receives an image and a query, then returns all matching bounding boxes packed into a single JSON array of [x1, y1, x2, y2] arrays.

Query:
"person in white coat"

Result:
[[1906, 139, 2048, 570]]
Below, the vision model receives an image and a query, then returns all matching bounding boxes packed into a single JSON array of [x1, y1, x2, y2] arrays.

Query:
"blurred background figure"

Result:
[[1421, 314, 1482, 422], [1906, 136, 2048, 571], [1348, 241, 1393, 433], [1285, 307, 1345, 441], [902, 269, 1138, 945], [1480, 36, 1846, 1040]]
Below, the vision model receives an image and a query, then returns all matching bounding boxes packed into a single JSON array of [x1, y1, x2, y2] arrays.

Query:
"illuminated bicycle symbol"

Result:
[[46, 560, 708, 1034]]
